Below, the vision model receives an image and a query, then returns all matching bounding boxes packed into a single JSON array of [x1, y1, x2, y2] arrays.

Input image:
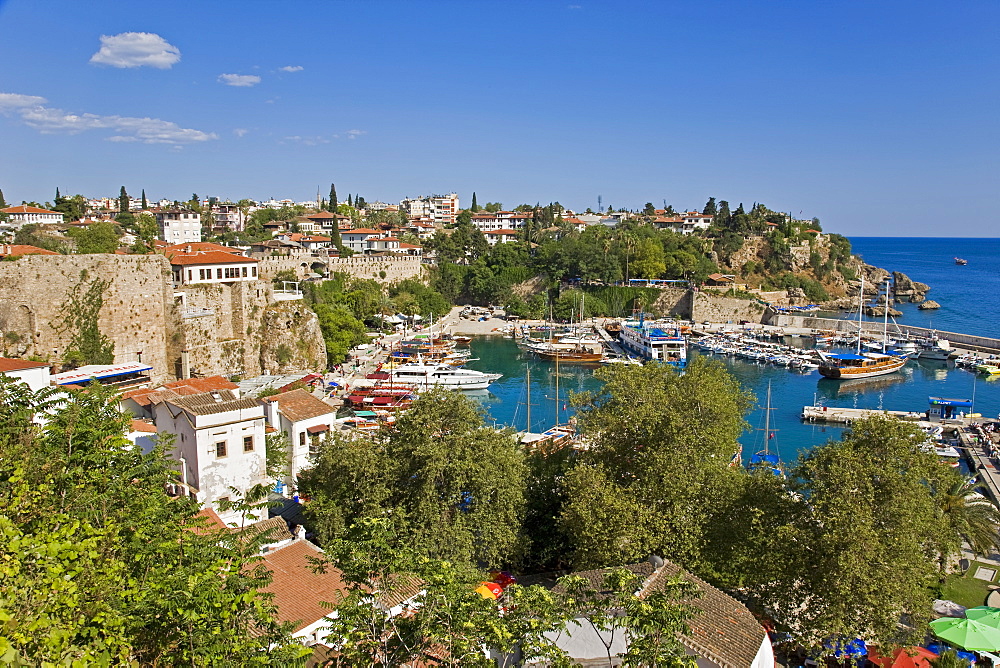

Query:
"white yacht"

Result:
[[389, 363, 502, 390]]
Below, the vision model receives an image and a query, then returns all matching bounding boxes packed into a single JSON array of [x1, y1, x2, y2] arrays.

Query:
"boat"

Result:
[[916, 339, 954, 361], [817, 352, 907, 379], [747, 382, 783, 477], [977, 364, 1000, 375], [955, 257, 968, 265], [618, 314, 687, 367], [819, 275, 908, 380], [388, 363, 502, 390], [532, 341, 605, 363]]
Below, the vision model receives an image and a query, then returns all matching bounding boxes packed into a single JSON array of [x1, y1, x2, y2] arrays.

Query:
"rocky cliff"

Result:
[[0, 254, 327, 382]]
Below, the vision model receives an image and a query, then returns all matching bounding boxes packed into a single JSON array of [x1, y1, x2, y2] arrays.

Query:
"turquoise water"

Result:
[[464, 238, 1000, 465]]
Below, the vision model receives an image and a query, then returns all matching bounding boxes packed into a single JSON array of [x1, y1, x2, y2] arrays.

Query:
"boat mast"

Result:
[[526, 365, 531, 432], [856, 274, 865, 355], [882, 278, 891, 353], [554, 353, 560, 427], [763, 381, 772, 456]]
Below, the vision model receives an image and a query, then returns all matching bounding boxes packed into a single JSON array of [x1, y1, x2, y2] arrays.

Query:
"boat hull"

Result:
[[818, 356, 906, 379]]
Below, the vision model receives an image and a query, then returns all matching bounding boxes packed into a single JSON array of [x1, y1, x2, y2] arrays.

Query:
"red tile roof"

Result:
[[123, 375, 239, 407], [1, 205, 62, 215], [0, 244, 60, 257], [305, 211, 335, 219], [263, 388, 334, 422], [399, 243, 423, 249], [169, 250, 258, 266], [484, 229, 519, 236], [343, 228, 381, 235], [164, 242, 243, 257], [0, 358, 49, 373], [259, 540, 350, 632], [130, 419, 157, 433]]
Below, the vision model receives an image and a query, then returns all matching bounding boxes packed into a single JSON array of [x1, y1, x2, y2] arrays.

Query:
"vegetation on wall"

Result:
[[55, 272, 115, 367]]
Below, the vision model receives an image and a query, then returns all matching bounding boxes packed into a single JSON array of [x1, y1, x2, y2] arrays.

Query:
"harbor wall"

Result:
[[765, 313, 1000, 354], [258, 255, 426, 284], [689, 291, 768, 324]]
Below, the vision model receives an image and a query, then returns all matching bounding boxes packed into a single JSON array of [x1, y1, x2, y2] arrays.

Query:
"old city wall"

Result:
[[650, 288, 691, 318], [0, 255, 178, 384], [647, 287, 768, 323], [258, 255, 427, 284], [0, 255, 328, 384], [176, 281, 327, 379]]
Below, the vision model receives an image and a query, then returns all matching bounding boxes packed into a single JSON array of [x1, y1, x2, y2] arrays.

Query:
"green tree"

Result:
[[471, 191, 479, 212], [328, 183, 338, 212], [141, 189, 147, 209], [758, 415, 945, 649], [643, 202, 656, 217], [0, 188, 6, 208], [0, 380, 308, 666], [118, 186, 128, 214], [311, 302, 368, 365], [560, 359, 752, 569], [135, 212, 159, 248], [300, 388, 527, 567], [631, 237, 666, 279], [67, 221, 120, 254], [934, 476, 1000, 565], [702, 197, 717, 216]]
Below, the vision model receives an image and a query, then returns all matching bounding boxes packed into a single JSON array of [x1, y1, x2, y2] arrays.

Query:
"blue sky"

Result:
[[0, 0, 996, 236]]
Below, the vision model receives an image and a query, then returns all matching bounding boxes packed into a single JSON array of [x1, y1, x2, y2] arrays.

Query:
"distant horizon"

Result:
[[1, 0, 996, 237]]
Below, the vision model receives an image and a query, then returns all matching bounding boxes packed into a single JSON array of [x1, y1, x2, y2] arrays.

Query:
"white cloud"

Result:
[[0, 93, 48, 109], [218, 73, 261, 87], [233, 128, 249, 138], [89, 32, 181, 69], [0, 91, 217, 145], [279, 65, 304, 73], [284, 135, 330, 146], [346, 129, 367, 139]]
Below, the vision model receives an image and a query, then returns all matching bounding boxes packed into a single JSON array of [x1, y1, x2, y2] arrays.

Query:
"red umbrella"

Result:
[[868, 646, 938, 668]]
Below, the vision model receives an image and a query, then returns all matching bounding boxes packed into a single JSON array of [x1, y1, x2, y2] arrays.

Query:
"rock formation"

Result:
[[918, 300, 941, 310]]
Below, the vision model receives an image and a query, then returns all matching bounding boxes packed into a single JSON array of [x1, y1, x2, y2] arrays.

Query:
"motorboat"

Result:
[[389, 363, 502, 390]]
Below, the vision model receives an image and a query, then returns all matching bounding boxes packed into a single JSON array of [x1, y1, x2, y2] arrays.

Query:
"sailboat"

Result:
[[747, 382, 784, 477], [817, 274, 907, 379]]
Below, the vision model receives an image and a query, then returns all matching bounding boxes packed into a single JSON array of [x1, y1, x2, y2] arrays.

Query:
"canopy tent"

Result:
[[867, 646, 938, 668]]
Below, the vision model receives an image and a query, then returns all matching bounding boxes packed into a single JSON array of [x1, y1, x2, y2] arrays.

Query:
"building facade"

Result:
[[154, 208, 202, 244], [400, 193, 460, 226], [470, 211, 531, 231], [0, 205, 65, 228], [169, 250, 260, 286]]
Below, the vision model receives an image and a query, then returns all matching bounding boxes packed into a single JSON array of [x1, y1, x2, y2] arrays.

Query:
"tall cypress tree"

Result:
[[0, 189, 6, 208], [141, 189, 148, 210], [347, 194, 353, 208], [118, 186, 129, 214], [55, 187, 62, 205], [471, 192, 479, 212], [328, 183, 342, 250]]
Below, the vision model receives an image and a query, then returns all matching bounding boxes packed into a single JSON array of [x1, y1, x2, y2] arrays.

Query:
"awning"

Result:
[[306, 424, 329, 434]]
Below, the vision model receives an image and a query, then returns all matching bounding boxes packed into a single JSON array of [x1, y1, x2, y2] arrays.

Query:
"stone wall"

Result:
[[0, 254, 328, 384], [690, 291, 768, 323], [258, 254, 427, 284], [0, 255, 177, 384], [177, 281, 327, 379], [650, 288, 691, 318]]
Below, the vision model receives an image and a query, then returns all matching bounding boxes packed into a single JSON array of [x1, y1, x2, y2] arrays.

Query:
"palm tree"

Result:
[[936, 477, 1000, 568]]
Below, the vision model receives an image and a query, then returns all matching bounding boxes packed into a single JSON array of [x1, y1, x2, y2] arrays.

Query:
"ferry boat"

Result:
[[816, 351, 907, 379], [618, 317, 687, 367], [955, 257, 968, 265], [389, 363, 502, 390]]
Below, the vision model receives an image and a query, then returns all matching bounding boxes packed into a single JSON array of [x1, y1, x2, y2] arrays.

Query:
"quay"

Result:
[[801, 405, 925, 424], [959, 426, 1000, 506]]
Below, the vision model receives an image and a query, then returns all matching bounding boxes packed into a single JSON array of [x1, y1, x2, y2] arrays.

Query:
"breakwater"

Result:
[[765, 313, 1000, 355]]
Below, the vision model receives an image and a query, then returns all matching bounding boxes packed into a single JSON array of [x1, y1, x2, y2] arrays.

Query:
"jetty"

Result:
[[801, 405, 925, 424], [594, 322, 627, 356]]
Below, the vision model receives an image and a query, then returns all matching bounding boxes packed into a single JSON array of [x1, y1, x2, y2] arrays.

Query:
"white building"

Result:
[[169, 250, 260, 286], [483, 229, 520, 246], [153, 208, 202, 244], [400, 193, 459, 226], [0, 358, 51, 392], [340, 228, 385, 254], [212, 202, 246, 232], [152, 389, 268, 524], [681, 211, 713, 232], [0, 205, 64, 229], [262, 388, 336, 488], [470, 211, 531, 232]]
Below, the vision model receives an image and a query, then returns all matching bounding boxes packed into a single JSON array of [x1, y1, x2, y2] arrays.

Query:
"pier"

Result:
[[801, 405, 925, 424], [960, 427, 1000, 506]]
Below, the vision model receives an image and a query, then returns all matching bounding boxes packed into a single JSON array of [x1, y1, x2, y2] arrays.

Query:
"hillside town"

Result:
[[2, 184, 997, 668]]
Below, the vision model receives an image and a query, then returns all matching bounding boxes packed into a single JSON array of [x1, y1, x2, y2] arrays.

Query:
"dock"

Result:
[[961, 428, 1000, 506], [801, 405, 925, 424], [594, 323, 627, 356]]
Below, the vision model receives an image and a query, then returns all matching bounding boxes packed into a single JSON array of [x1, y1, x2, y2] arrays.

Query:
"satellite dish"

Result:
[[648, 554, 664, 569]]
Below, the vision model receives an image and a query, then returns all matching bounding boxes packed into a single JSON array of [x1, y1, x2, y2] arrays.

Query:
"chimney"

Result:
[[185, 245, 192, 253]]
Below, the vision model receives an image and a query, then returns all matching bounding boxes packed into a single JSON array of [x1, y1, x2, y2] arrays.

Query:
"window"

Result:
[[243, 436, 254, 452], [241, 266, 247, 277], [251, 266, 257, 277], [216, 268, 222, 279], [199, 268, 207, 280], [215, 441, 227, 458], [299, 432, 306, 448], [187, 270, 192, 281]]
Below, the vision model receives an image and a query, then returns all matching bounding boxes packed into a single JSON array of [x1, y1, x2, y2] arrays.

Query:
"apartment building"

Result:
[[153, 208, 202, 244], [400, 193, 459, 226]]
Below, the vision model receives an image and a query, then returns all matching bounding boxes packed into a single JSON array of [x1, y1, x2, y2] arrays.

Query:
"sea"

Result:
[[463, 237, 1000, 466]]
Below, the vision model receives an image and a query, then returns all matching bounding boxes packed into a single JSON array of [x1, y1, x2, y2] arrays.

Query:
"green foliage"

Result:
[[300, 388, 527, 567], [755, 415, 948, 648], [312, 302, 368, 365], [0, 380, 308, 665], [56, 273, 114, 366], [12, 224, 67, 253], [560, 358, 753, 569], [67, 221, 120, 254], [275, 343, 293, 364]]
